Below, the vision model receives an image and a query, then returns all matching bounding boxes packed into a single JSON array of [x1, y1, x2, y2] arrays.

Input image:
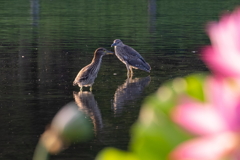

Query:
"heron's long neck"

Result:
[[91, 54, 103, 65]]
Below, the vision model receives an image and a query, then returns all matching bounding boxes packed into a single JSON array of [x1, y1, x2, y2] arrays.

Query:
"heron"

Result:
[[111, 39, 151, 78], [73, 48, 113, 91]]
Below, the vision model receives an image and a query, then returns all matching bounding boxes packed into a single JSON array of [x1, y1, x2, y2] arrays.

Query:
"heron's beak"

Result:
[[111, 43, 116, 47], [105, 50, 114, 55]]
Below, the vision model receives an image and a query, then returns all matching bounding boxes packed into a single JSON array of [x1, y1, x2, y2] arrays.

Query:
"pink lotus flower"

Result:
[[202, 8, 240, 77], [170, 76, 240, 160]]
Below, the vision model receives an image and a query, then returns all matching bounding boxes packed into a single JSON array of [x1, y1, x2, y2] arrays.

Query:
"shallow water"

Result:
[[0, 0, 238, 159]]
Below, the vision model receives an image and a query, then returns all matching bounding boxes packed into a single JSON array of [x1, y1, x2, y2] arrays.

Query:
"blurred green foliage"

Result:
[[33, 102, 93, 160], [96, 148, 139, 160]]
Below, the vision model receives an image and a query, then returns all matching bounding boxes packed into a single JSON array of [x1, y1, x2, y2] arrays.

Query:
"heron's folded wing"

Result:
[[74, 66, 90, 83], [128, 57, 151, 71], [123, 45, 145, 59]]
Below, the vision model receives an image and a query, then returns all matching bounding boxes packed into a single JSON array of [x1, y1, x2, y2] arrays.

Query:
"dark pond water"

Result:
[[0, 0, 238, 159]]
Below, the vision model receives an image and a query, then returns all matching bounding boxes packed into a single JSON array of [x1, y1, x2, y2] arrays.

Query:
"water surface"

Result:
[[0, 0, 238, 159]]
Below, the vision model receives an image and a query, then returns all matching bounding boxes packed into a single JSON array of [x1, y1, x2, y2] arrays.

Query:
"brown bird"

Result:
[[73, 48, 113, 91], [111, 39, 151, 78]]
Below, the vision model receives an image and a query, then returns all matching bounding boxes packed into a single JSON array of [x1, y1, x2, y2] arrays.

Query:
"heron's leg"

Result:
[[127, 70, 130, 78], [127, 69, 132, 79], [90, 86, 93, 92], [129, 67, 133, 78], [126, 64, 131, 78], [126, 75, 133, 83], [78, 85, 83, 92]]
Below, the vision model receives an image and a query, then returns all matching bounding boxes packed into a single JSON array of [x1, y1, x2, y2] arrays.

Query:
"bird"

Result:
[[73, 48, 113, 91], [111, 39, 151, 78]]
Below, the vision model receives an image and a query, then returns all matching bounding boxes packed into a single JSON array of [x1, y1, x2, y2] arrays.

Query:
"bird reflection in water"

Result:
[[73, 91, 103, 136], [112, 76, 151, 115]]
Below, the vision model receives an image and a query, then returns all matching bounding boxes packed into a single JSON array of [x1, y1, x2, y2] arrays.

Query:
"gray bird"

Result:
[[111, 39, 151, 78], [73, 48, 113, 91]]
